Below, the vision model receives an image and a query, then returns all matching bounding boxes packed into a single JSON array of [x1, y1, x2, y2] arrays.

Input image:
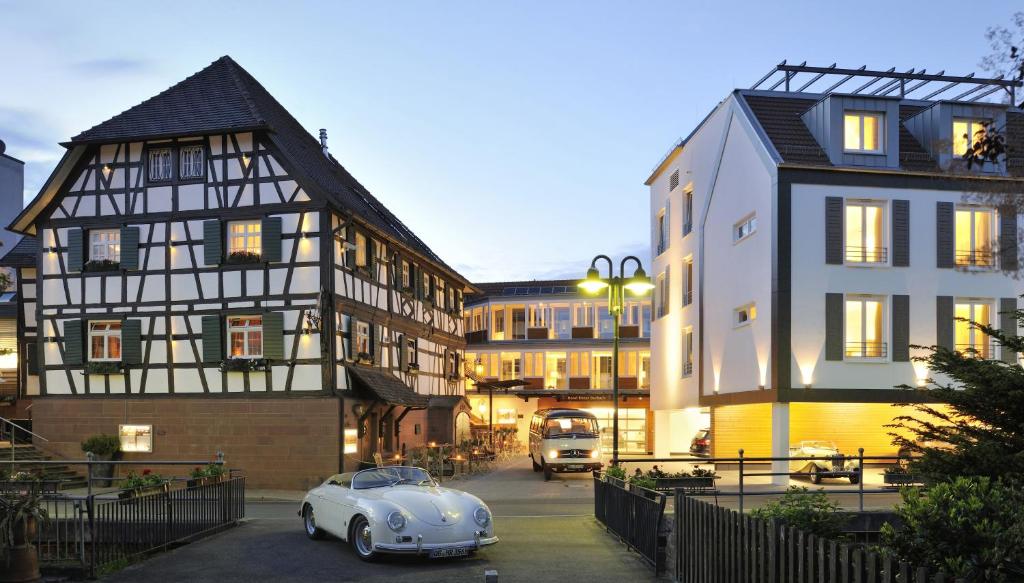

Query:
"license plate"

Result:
[[568, 464, 583, 470], [429, 547, 469, 558]]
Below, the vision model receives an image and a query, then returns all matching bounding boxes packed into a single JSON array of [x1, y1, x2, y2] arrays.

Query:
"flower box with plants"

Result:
[[82, 259, 121, 272], [187, 464, 227, 488], [225, 250, 263, 265], [118, 469, 168, 501], [649, 466, 719, 493], [355, 352, 373, 365], [0, 485, 48, 583], [219, 358, 269, 373], [882, 464, 921, 487], [85, 361, 124, 375], [81, 433, 121, 488]]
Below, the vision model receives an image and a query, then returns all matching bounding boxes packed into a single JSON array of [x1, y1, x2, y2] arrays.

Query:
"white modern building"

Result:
[[646, 64, 1024, 479]]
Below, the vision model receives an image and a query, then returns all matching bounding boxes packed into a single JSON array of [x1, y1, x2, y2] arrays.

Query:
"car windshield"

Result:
[[543, 416, 599, 438], [351, 466, 435, 489]]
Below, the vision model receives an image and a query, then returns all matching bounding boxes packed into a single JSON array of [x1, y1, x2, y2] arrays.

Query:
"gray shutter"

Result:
[[347, 316, 357, 358], [825, 197, 843, 265], [936, 296, 954, 350], [203, 220, 222, 266], [26, 342, 39, 375], [892, 295, 910, 362], [398, 334, 408, 371], [66, 228, 84, 272], [892, 200, 910, 267], [63, 319, 84, 365], [201, 315, 223, 363], [345, 227, 356, 268], [999, 207, 1018, 271], [1001, 297, 1018, 363], [936, 202, 954, 268], [119, 226, 140, 270], [825, 293, 844, 361], [371, 324, 380, 365], [415, 267, 424, 299], [121, 318, 142, 365], [262, 311, 284, 360], [261, 217, 283, 263]]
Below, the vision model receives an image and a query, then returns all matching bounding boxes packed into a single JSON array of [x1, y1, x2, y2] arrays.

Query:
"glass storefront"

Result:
[[583, 407, 648, 454]]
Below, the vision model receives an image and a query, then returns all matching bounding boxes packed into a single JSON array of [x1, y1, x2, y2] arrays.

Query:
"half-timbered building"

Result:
[[7, 56, 474, 488]]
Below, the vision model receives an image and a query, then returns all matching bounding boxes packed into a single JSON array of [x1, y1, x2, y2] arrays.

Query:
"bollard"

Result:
[[484, 569, 498, 582]]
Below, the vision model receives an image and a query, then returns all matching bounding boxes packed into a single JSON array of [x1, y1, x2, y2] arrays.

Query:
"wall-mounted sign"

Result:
[[343, 428, 358, 454], [118, 424, 153, 453]]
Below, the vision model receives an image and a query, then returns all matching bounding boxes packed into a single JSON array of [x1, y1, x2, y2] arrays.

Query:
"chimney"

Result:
[[319, 129, 329, 157]]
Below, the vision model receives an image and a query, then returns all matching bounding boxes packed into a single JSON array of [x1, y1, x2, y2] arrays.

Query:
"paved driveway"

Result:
[[103, 459, 658, 583]]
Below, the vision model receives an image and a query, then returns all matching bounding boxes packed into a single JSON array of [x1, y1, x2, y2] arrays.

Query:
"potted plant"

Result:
[[882, 464, 919, 487], [187, 464, 227, 488], [604, 464, 627, 488], [85, 361, 123, 375], [648, 466, 718, 492], [82, 258, 120, 272], [81, 433, 121, 488], [118, 469, 168, 501], [0, 486, 48, 583], [226, 250, 262, 265]]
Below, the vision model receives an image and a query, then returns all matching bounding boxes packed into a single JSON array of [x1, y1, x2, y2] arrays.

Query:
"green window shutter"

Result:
[[936, 202, 954, 268], [892, 295, 910, 362], [261, 217, 283, 263], [119, 226, 140, 270], [63, 319, 84, 365], [201, 315, 223, 363], [1001, 297, 1018, 363], [262, 311, 284, 360], [999, 207, 1018, 271], [825, 197, 843, 265], [892, 200, 910, 267], [203, 220, 223, 266], [66, 228, 84, 272], [825, 293, 843, 361], [936, 296, 954, 350], [26, 342, 38, 375], [121, 318, 142, 365]]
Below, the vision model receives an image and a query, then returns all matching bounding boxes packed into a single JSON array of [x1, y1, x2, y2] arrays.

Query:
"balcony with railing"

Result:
[[844, 341, 887, 359], [682, 221, 692, 236], [844, 246, 887, 264], [682, 290, 693, 307], [955, 248, 995, 268], [955, 341, 998, 359], [682, 361, 693, 376]]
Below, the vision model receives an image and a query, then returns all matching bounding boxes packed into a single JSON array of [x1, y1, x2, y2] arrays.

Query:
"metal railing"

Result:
[[844, 246, 888, 264], [955, 341, 998, 360], [954, 249, 995, 267], [594, 474, 666, 572], [844, 341, 887, 359], [682, 361, 693, 376], [682, 290, 693, 306]]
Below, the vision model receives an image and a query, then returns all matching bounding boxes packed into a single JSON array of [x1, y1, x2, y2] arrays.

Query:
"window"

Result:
[[953, 119, 988, 157], [845, 201, 886, 263], [406, 337, 418, 367], [90, 229, 121, 262], [545, 352, 568, 389], [422, 272, 432, 300], [641, 305, 652, 337], [656, 209, 667, 255], [597, 305, 614, 339], [682, 258, 693, 306], [682, 328, 693, 376], [574, 303, 592, 328], [89, 321, 122, 362], [511, 308, 526, 340], [500, 353, 521, 381], [553, 307, 572, 339], [734, 214, 757, 242], [401, 261, 411, 289], [655, 271, 669, 318], [354, 321, 371, 356], [955, 207, 995, 267], [955, 301, 993, 358], [592, 354, 613, 389], [228, 221, 261, 255], [734, 303, 756, 327], [683, 190, 693, 236], [493, 308, 505, 340], [437, 279, 446, 309], [844, 297, 885, 358], [118, 425, 153, 453], [148, 148, 173, 181], [355, 232, 368, 268], [639, 354, 650, 389], [843, 112, 883, 153], [228, 316, 263, 358], [179, 145, 204, 179]]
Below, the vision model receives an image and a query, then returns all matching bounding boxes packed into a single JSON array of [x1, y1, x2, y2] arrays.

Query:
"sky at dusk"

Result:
[[0, 1, 1018, 281]]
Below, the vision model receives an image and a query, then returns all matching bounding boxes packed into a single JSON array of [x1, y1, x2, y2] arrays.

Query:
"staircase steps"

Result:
[[1, 443, 90, 490]]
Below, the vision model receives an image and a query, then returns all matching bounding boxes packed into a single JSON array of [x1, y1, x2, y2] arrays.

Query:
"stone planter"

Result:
[[1, 516, 40, 583], [883, 472, 920, 487], [652, 475, 716, 492], [89, 453, 117, 488], [187, 475, 224, 488]]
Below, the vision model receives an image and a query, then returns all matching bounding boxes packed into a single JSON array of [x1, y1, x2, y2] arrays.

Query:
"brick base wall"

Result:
[[30, 397, 341, 490]]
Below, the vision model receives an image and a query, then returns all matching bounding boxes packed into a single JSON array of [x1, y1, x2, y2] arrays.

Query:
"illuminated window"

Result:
[[179, 145, 204, 179], [354, 321, 371, 356], [734, 303, 756, 327], [682, 258, 693, 306], [734, 214, 757, 242], [845, 297, 885, 358], [682, 329, 693, 377], [496, 409, 517, 425], [405, 336, 418, 367], [955, 301, 993, 358], [639, 353, 651, 388], [953, 119, 988, 157], [148, 148, 173, 181], [492, 307, 505, 341], [845, 201, 886, 263], [89, 229, 120, 262], [119, 425, 153, 453], [343, 428, 358, 454], [843, 112, 883, 153], [401, 261, 411, 289], [228, 316, 263, 358], [656, 209, 667, 254], [954, 207, 995, 267], [228, 221, 261, 255], [592, 354, 613, 388], [500, 353, 521, 381], [88, 321, 122, 362], [683, 190, 694, 236], [355, 232, 368, 268], [597, 305, 614, 339], [545, 352, 567, 389]]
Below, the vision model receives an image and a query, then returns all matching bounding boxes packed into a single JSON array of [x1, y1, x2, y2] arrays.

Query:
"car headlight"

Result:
[[386, 511, 407, 532], [548, 450, 559, 459], [590, 450, 600, 459], [473, 506, 491, 527]]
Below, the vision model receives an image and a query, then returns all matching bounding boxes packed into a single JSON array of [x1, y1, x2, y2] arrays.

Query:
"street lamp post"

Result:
[[578, 255, 655, 466]]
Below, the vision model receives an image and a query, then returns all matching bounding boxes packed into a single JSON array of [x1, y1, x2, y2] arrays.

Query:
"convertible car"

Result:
[[299, 466, 498, 561], [788, 441, 861, 484]]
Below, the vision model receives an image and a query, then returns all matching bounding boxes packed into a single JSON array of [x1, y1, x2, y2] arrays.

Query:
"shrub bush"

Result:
[[81, 434, 120, 457], [751, 486, 848, 539]]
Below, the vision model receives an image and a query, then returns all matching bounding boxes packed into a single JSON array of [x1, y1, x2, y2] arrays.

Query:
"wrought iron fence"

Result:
[[954, 249, 995, 267], [593, 474, 667, 572], [844, 341, 887, 359], [844, 245, 888, 264]]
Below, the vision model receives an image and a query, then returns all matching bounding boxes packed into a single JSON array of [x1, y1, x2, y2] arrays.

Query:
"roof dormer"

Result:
[[903, 101, 1009, 173], [800, 94, 901, 169]]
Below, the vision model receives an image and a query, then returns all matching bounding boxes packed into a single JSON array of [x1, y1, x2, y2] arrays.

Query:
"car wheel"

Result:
[[849, 472, 860, 485], [542, 460, 552, 481], [809, 466, 822, 485], [531, 456, 541, 472], [350, 515, 378, 562], [303, 504, 325, 540]]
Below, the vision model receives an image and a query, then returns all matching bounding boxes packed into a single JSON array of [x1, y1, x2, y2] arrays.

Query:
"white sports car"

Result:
[[298, 465, 498, 561]]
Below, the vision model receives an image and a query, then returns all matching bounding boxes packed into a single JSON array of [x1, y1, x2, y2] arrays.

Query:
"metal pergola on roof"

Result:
[[751, 61, 1023, 105]]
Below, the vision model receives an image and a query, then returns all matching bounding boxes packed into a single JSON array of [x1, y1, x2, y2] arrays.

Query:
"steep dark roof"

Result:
[[0, 236, 38, 268], [347, 365, 429, 408], [739, 93, 938, 171], [66, 56, 462, 282]]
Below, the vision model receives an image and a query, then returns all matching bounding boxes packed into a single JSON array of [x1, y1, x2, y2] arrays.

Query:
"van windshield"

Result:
[[543, 417, 599, 438]]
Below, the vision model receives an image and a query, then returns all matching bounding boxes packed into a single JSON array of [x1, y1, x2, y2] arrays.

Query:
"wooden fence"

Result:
[[594, 475, 667, 572], [673, 494, 959, 583]]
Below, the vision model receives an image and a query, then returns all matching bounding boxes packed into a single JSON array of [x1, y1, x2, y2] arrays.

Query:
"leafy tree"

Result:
[[879, 477, 1024, 582], [750, 486, 848, 539]]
